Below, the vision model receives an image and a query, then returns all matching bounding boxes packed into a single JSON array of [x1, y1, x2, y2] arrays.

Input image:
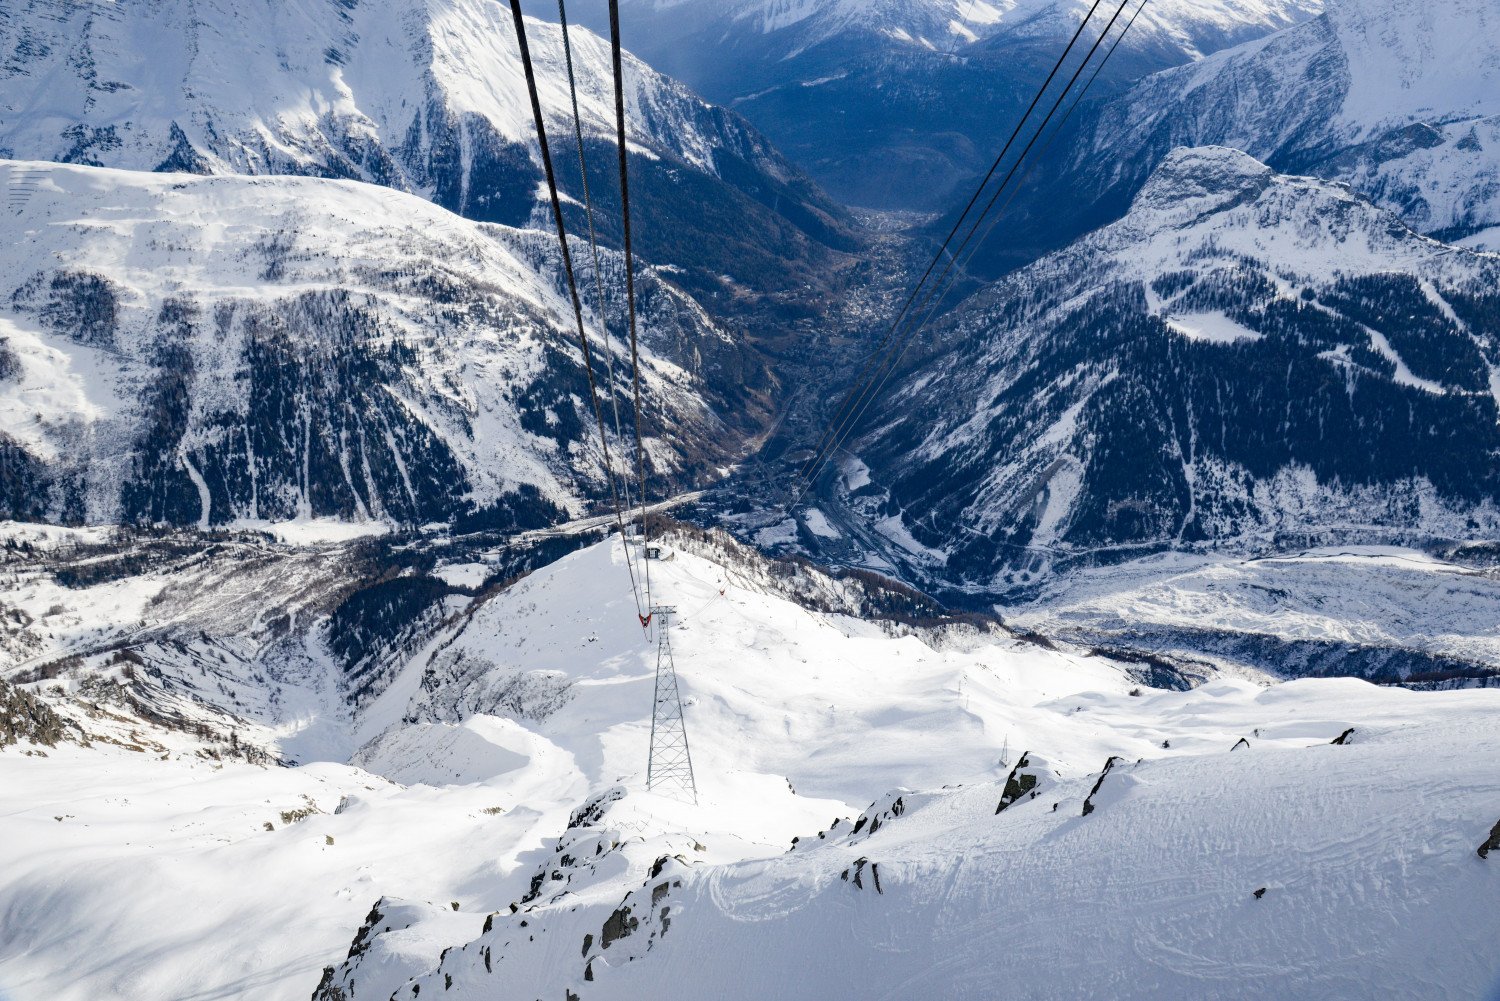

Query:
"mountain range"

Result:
[[0, 0, 864, 317], [3, 0, 1500, 997], [590, 0, 1323, 209], [0, 0, 1495, 598], [0, 159, 762, 528]]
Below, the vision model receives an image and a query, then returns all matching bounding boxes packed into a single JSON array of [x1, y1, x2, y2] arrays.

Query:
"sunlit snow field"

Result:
[[2, 537, 1497, 1000]]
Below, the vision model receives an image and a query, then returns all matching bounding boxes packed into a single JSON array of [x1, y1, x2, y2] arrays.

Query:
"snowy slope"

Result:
[[397, 683, 1500, 1001], [0, 523, 1124, 999], [837, 147, 1500, 587], [5, 525, 1499, 1001], [0, 159, 742, 526]]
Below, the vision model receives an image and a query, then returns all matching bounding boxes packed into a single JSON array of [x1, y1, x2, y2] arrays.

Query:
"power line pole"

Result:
[[646, 605, 697, 803]]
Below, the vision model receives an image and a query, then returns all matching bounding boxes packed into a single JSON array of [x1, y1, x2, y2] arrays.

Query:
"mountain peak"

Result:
[[1129, 145, 1275, 226]]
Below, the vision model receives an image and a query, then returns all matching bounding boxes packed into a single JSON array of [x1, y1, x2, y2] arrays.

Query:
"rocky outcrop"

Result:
[[0, 680, 68, 749], [1082, 757, 1124, 817], [1479, 820, 1500, 860], [995, 752, 1041, 814]]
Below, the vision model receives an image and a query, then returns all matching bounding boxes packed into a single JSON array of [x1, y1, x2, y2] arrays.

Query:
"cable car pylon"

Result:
[[646, 604, 697, 803]]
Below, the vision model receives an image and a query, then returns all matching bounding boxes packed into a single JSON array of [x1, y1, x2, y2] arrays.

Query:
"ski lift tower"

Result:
[[646, 605, 697, 803]]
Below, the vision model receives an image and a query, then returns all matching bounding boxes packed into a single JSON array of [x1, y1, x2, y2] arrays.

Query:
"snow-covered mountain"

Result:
[[3, 2, 1500, 999], [827, 146, 1500, 588], [0, 0, 713, 177], [997, 0, 1500, 269], [0, 160, 751, 527], [0, 0, 860, 307], [3, 522, 1497, 1000], [592, 0, 1322, 208], [618, 0, 1322, 63]]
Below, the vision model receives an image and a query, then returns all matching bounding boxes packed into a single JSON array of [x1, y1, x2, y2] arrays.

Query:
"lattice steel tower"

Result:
[[646, 605, 697, 803]]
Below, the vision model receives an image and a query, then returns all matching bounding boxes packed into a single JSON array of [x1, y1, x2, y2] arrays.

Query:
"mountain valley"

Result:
[[2, 0, 1499, 997]]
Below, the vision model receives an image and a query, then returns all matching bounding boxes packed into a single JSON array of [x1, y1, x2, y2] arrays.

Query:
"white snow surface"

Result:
[[1164, 309, 1264, 344], [1323, 0, 1500, 130], [417, 685, 1500, 1000], [3, 533, 1499, 1000], [801, 507, 841, 538]]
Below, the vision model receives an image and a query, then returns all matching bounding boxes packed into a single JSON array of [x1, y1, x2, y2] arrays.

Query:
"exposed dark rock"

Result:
[[600, 905, 637, 949], [995, 752, 1038, 815], [845, 857, 882, 893], [0, 680, 69, 748], [525, 876, 555, 906], [1479, 820, 1500, 860], [1081, 756, 1124, 817], [569, 787, 626, 830], [1253, 887, 1267, 899], [344, 901, 386, 961], [1331, 728, 1355, 745], [1231, 737, 1250, 751], [153, 122, 215, 174], [310, 966, 346, 1001]]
